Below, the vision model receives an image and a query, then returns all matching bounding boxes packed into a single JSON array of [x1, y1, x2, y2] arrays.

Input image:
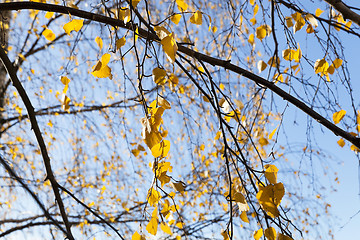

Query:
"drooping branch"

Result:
[[0, 1, 359, 149], [0, 45, 75, 240]]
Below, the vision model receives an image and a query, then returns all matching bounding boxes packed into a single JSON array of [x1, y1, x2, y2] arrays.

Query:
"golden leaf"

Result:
[[264, 227, 276, 240], [333, 109, 346, 124], [63, 19, 84, 35], [190, 11, 203, 25], [264, 164, 278, 184]]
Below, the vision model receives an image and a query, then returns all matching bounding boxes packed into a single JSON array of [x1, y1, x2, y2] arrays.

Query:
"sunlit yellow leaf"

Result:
[[256, 25, 268, 40], [332, 58, 343, 69], [63, 19, 83, 35], [248, 33, 255, 45], [61, 94, 71, 111], [171, 180, 185, 193], [91, 53, 112, 79], [176, 0, 188, 12], [171, 14, 181, 25], [333, 109, 346, 124], [256, 183, 284, 218], [250, 0, 255, 5], [257, 60, 267, 72], [158, 96, 171, 109], [314, 58, 329, 75], [232, 191, 249, 211], [160, 222, 172, 235], [148, 188, 161, 206], [131, 0, 140, 8], [240, 211, 249, 223], [153, 68, 167, 85], [259, 137, 269, 146], [42, 28, 56, 41], [190, 11, 203, 25], [132, 231, 146, 240], [60, 76, 71, 85], [269, 127, 277, 140], [277, 233, 294, 240], [95, 36, 103, 50], [146, 217, 158, 235], [264, 227, 276, 240], [315, 8, 324, 17], [221, 230, 229, 240], [264, 164, 278, 184], [305, 13, 318, 28], [116, 37, 126, 50], [151, 140, 170, 158], [161, 33, 178, 63], [285, 17, 293, 28], [254, 228, 263, 240], [45, 12, 54, 19]]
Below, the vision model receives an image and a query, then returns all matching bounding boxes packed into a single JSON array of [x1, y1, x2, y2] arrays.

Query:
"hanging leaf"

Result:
[[42, 28, 56, 41], [190, 11, 203, 25], [152, 68, 167, 85], [63, 19, 84, 35], [333, 109, 346, 124]]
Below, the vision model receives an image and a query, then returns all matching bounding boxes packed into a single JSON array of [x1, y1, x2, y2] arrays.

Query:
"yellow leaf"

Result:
[[161, 33, 178, 63], [269, 127, 277, 140], [158, 96, 171, 109], [232, 191, 249, 211], [42, 28, 56, 41], [332, 58, 343, 69], [60, 76, 71, 85], [190, 11, 203, 25], [305, 13, 318, 27], [95, 36, 103, 50], [45, 12, 54, 19], [254, 228, 263, 240], [116, 37, 126, 50], [248, 33, 255, 45], [119, 8, 131, 23], [292, 13, 305, 33], [259, 137, 269, 146], [264, 227, 276, 240], [256, 25, 268, 40], [333, 109, 346, 124], [151, 140, 171, 158], [256, 183, 284, 218], [141, 117, 163, 149], [63, 19, 83, 35], [160, 222, 172, 235], [285, 17, 293, 28], [250, 0, 255, 5], [315, 8, 324, 17], [171, 14, 181, 25], [154, 26, 171, 40], [91, 53, 112, 79], [146, 217, 159, 235], [240, 211, 249, 223], [148, 188, 161, 206], [61, 94, 71, 111], [153, 68, 167, 85], [132, 231, 146, 240], [306, 24, 314, 33], [351, 145, 359, 153], [264, 164, 278, 184], [171, 180, 186, 193], [131, 0, 140, 8], [176, 0, 188, 12], [314, 58, 329, 75], [277, 233, 294, 240], [257, 60, 267, 72]]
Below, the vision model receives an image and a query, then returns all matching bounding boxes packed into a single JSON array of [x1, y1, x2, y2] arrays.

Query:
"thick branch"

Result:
[[0, 1, 359, 148], [324, 0, 360, 26], [0, 46, 75, 240]]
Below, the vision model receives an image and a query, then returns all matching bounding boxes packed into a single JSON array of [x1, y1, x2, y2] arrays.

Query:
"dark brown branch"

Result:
[[0, 45, 75, 240], [0, 2, 359, 149], [324, 0, 360, 26], [0, 156, 67, 235]]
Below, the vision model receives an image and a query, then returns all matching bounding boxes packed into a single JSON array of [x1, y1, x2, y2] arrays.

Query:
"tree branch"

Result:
[[0, 45, 75, 240], [0, 2, 359, 149], [324, 0, 360, 26]]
